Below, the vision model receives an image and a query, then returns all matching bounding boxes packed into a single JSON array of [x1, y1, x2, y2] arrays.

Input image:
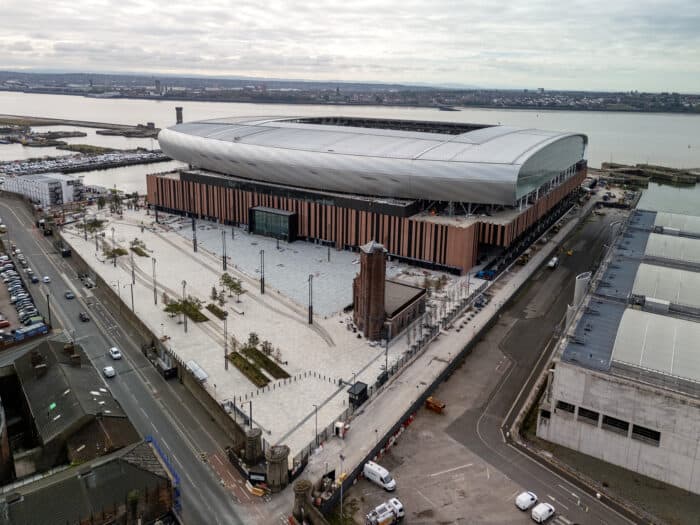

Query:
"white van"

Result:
[[363, 461, 396, 491], [547, 256, 559, 269], [531, 502, 555, 522]]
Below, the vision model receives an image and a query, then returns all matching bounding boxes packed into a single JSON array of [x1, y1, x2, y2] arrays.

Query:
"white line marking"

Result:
[[559, 516, 572, 524], [415, 488, 435, 506], [429, 463, 473, 477], [507, 489, 520, 502]]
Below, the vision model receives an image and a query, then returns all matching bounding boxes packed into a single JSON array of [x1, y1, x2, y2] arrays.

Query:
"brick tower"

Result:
[[353, 241, 386, 340]]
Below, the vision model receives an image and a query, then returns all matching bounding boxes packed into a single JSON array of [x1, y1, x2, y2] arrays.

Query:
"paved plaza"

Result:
[[61, 208, 476, 458]]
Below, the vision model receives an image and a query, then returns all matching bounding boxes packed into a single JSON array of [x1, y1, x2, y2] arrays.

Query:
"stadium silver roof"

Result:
[[612, 309, 700, 384], [158, 116, 587, 206]]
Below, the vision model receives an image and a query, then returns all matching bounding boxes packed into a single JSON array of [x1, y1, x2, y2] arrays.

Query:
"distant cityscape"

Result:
[[2, 70, 699, 113]]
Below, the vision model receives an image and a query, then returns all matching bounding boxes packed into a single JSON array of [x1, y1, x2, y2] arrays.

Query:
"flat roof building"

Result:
[[149, 116, 588, 273], [537, 208, 700, 495]]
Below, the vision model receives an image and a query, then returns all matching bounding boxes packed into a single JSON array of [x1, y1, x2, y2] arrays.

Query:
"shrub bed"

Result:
[[182, 301, 208, 322], [241, 346, 290, 379], [130, 246, 149, 257], [229, 352, 269, 387], [206, 303, 228, 320]]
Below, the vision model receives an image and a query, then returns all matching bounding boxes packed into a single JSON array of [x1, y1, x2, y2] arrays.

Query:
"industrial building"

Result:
[[1, 172, 84, 208], [148, 116, 588, 273], [537, 209, 700, 495]]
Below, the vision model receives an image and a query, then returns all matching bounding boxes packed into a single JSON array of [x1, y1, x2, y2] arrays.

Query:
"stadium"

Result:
[[147, 116, 588, 273]]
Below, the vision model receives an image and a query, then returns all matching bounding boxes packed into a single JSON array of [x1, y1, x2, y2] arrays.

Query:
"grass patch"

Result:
[[130, 245, 149, 257], [206, 303, 228, 320], [241, 346, 290, 379], [228, 352, 269, 387]]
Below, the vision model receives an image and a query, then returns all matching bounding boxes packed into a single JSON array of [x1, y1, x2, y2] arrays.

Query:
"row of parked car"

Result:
[[1, 252, 43, 328]]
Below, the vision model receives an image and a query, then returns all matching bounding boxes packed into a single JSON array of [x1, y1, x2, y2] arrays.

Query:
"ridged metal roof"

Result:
[[158, 116, 586, 205]]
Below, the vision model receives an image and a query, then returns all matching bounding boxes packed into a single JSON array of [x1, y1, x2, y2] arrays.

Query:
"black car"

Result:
[[79, 312, 90, 322]]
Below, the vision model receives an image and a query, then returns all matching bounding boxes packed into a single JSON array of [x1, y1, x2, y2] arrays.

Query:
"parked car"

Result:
[[79, 312, 90, 322], [108, 347, 122, 360], [103, 366, 116, 378], [531, 502, 555, 523], [515, 491, 538, 510], [42, 276, 51, 283]]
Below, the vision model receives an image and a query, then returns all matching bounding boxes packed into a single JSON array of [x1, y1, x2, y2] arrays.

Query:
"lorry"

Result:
[[366, 497, 405, 525]]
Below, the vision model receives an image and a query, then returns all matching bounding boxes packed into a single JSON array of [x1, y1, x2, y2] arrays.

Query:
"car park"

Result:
[[42, 276, 51, 283], [515, 491, 538, 510], [103, 366, 116, 378], [108, 347, 122, 360], [64, 291, 75, 300], [531, 502, 555, 523]]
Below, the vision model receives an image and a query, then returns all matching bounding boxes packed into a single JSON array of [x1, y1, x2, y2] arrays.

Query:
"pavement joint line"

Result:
[[429, 463, 473, 477]]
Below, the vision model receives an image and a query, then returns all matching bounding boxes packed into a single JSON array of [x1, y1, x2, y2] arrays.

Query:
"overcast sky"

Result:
[[2, 0, 699, 92]]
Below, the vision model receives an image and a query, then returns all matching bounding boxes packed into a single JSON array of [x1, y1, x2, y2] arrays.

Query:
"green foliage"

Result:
[[241, 345, 290, 380], [247, 332, 260, 348], [104, 247, 128, 259], [84, 219, 105, 233], [206, 303, 228, 320], [220, 272, 244, 300], [163, 297, 208, 322], [228, 352, 269, 387], [130, 246, 149, 257], [96, 196, 106, 210]]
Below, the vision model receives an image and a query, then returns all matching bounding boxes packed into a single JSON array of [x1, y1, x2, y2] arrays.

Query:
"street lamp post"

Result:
[[340, 453, 345, 519], [83, 216, 87, 241], [222, 230, 227, 271], [224, 316, 228, 370], [124, 283, 134, 312], [181, 280, 187, 333], [312, 404, 319, 447], [152, 258, 157, 305], [111, 227, 116, 267], [308, 274, 313, 324], [111, 280, 121, 313], [259, 249, 265, 294], [46, 293, 52, 328]]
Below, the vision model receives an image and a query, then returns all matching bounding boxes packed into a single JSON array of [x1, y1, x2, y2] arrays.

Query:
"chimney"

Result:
[[175, 107, 183, 124], [70, 353, 81, 367]]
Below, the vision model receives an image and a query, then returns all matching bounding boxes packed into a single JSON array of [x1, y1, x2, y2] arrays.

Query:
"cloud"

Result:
[[1, 0, 699, 91]]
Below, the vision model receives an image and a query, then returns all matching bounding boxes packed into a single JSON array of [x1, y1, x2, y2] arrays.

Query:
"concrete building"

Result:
[[148, 116, 588, 273], [1, 173, 84, 208], [353, 241, 426, 341], [537, 209, 700, 495]]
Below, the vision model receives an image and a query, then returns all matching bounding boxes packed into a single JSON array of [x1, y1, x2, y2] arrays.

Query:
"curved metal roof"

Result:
[[158, 116, 587, 205]]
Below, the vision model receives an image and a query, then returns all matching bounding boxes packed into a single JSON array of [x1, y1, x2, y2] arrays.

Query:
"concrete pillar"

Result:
[[245, 428, 262, 465], [292, 479, 312, 521], [574, 272, 592, 307], [265, 445, 290, 492]]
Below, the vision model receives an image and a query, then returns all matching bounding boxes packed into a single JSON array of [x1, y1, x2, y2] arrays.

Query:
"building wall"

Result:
[[537, 361, 700, 494], [387, 295, 426, 337], [147, 175, 480, 272], [146, 162, 584, 273], [353, 246, 386, 340]]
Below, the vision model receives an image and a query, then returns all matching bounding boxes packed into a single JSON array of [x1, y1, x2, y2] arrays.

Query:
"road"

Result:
[[0, 198, 248, 525], [445, 209, 634, 524]]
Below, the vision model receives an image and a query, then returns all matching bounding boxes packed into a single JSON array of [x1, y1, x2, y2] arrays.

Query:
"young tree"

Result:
[[162, 291, 170, 305], [247, 332, 260, 348], [231, 278, 244, 302], [211, 286, 218, 302], [261, 340, 273, 356]]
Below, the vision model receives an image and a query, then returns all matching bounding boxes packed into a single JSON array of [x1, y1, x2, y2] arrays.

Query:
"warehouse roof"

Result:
[[644, 233, 700, 267], [612, 309, 700, 384], [632, 263, 700, 310], [654, 211, 700, 236]]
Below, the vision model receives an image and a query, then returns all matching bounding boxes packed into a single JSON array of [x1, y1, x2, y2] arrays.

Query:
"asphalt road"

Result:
[[446, 209, 634, 524], [0, 199, 247, 525]]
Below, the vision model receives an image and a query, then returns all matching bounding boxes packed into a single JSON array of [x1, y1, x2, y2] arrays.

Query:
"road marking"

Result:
[[415, 488, 435, 507], [547, 494, 569, 511], [429, 463, 473, 477], [486, 466, 490, 480], [506, 489, 520, 501], [558, 516, 573, 524]]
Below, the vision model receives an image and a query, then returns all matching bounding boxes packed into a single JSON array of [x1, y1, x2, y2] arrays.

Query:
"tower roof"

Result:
[[360, 240, 386, 254]]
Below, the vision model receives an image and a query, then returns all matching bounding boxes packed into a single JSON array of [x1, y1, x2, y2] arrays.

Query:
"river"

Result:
[[1, 91, 699, 170]]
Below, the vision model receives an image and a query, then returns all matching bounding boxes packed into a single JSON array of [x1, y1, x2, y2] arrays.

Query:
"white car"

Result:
[[42, 275, 51, 283], [108, 347, 122, 360], [515, 491, 538, 510], [103, 366, 116, 378], [531, 502, 555, 523]]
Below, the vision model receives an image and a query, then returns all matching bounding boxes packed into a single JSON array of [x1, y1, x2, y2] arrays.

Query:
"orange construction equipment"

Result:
[[425, 396, 446, 414]]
